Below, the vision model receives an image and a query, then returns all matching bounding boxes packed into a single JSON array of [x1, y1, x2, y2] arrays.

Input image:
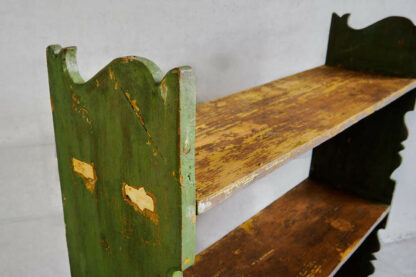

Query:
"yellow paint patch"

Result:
[[240, 218, 255, 235], [298, 262, 322, 277], [72, 93, 80, 104], [339, 239, 361, 261], [251, 249, 275, 265], [233, 248, 241, 255], [184, 258, 190, 264], [160, 79, 168, 101], [109, 69, 115, 80], [124, 92, 140, 112], [124, 185, 154, 212], [72, 158, 97, 193], [327, 218, 353, 232], [71, 94, 92, 125], [122, 183, 158, 224], [96, 79, 100, 87]]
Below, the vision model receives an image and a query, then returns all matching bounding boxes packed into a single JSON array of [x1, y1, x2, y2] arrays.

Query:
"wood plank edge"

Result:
[[329, 207, 390, 276]]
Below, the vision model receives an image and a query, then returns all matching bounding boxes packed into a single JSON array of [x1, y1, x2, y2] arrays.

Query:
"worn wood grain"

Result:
[[185, 179, 389, 277], [195, 65, 416, 213], [47, 45, 196, 276]]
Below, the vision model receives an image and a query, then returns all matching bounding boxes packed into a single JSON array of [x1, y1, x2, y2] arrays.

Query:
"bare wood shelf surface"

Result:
[[195, 65, 416, 213], [185, 179, 389, 277]]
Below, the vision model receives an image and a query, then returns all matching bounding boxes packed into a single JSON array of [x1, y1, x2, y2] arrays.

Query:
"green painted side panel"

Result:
[[326, 13, 416, 78], [47, 45, 196, 276], [316, 14, 416, 276]]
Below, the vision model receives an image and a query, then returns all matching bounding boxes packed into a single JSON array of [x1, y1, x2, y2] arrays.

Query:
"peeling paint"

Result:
[[298, 263, 322, 277], [233, 249, 241, 255], [327, 218, 353, 232], [197, 201, 212, 214], [71, 93, 92, 125], [251, 249, 275, 266], [72, 157, 97, 193], [50, 97, 54, 112], [240, 218, 255, 235], [121, 91, 166, 162], [339, 239, 361, 261], [183, 136, 191, 154], [124, 184, 154, 211], [160, 79, 168, 102], [186, 205, 196, 223], [122, 182, 158, 225], [72, 93, 80, 104]]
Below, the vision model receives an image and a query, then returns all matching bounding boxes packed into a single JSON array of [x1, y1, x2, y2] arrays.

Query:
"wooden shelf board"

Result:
[[195, 65, 416, 213], [184, 179, 389, 277]]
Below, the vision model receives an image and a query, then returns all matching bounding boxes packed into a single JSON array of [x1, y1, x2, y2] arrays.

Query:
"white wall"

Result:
[[0, 0, 415, 275]]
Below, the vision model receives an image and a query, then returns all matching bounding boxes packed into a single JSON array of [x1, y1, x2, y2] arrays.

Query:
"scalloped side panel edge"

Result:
[[46, 44, 168, 86], [326, 13, 416, 78]]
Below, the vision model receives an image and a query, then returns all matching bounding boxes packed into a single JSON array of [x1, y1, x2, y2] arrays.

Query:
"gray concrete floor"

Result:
[[372, 237, 416, 277]]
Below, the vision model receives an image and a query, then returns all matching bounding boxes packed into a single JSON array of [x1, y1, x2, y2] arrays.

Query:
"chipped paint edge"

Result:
[[72, 157, 97, 194], [178, 66, 197, 270], [122, 182, 159, 225]]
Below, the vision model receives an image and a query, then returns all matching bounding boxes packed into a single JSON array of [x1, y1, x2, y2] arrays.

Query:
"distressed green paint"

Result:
[[47, 45, 196, 276], [326, 13, 416, 78]]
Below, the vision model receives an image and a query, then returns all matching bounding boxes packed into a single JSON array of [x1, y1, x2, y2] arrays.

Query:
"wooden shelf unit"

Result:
[[47, 12, 416, 277], [185, 179, 389, 277], [195, 65, 416, 213]]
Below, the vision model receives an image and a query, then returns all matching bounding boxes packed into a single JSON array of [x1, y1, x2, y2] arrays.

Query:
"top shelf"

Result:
[[195, 65, 416, 214]]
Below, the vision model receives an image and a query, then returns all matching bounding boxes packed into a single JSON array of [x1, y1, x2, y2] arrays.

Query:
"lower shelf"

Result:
[[184, 179, 389, 277]]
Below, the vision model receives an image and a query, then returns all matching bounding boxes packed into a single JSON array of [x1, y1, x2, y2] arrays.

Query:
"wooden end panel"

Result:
[[47, 45, 196, 276], [326, 13, 416, 78], [185, 179, 388, 277], [195, 65, 416, 213]]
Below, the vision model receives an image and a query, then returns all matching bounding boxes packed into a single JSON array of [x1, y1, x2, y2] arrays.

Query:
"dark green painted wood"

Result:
[[326, 13, 416, 78], [310, 90, 415, 205], [316, 14, 416, 276], [47, 45, 196, 276]]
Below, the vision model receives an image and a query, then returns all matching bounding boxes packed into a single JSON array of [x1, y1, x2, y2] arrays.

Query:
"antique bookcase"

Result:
[[47, 13, 416, 276]]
